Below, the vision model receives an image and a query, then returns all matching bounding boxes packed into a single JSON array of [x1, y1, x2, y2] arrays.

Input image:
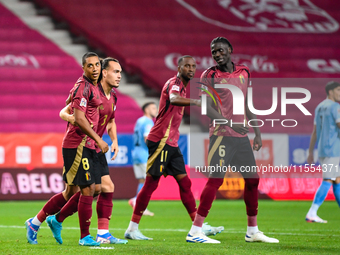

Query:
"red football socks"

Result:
[[78, 195, 94, 239], [37, 193, 67, 223], [56, 191, 81, 222], [197, 178, 223, 217], [193, 213, 206, 228], [177, 175, 197, 221], [96, 192, 114, 230], [244, 178, 259, 217], [131, 176, 160, 223]]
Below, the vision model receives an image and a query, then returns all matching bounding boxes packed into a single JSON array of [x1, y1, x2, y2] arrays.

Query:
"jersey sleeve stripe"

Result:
[[83, 82, 90, 98]]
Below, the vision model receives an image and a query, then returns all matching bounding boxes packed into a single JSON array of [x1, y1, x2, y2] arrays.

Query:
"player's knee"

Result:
[[101, 181, 114, 193], [245, 178, 259, 188], [145, 175, 160, 190], [100, 175, 114, 193], [94, 184, 102, 196], [178, 175, 192, 192], [80, 183, 96, 196], [63, 185, 79, 200]]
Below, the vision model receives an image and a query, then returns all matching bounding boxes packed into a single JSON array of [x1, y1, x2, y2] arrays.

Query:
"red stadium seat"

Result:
[[0, 3, 142, 133]]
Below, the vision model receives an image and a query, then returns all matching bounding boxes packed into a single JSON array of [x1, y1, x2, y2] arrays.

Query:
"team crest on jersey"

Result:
[[239, 75, 245, 84], [172, 85, 180, 91], [80, 98, 87, 107]]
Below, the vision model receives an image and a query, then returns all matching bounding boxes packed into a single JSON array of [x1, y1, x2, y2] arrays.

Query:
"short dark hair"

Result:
[[142, 102, 155, 113], [211, 37, 233, 53], [98, 57, 119, 82], [101, 57, 119, 70], [325, 81, 340, 95], [82, 52, 99, 66], [177, 55, 194, 66]]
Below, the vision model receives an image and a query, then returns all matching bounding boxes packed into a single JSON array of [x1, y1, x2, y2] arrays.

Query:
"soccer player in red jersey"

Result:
[[186, 37, 279, 243], [45, 57, 127, 245], [124, 56, 223, 240], [25, 52, 109, 246]]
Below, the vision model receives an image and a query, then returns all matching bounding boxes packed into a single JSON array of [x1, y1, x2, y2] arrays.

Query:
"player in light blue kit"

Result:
[[129, 102, 158, 216], [306, 81, 340, 223]]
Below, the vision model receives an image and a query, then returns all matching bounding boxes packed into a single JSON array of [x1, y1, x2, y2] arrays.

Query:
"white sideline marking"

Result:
[[5, 225, 340, 237], [89, 247, 115, 250]]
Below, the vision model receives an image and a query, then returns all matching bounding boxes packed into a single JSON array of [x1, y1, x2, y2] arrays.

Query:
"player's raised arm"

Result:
[[74, 108, 108, 153], [204, 95, 249, 135], [59, 104, 76, 126], [169, 92, 200, 106]]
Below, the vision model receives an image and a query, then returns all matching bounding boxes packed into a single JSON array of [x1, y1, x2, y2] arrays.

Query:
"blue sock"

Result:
[[313, 181, 332, 206], [136, 182, 144, 196], [332, 183, 340, 207]]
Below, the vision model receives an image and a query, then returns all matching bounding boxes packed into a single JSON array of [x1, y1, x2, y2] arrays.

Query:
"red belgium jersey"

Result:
[[200, 63, 251, 138], [62, 75, 102, 150], [96, 83, 117, 138], [147, 76, 186, 147], [95, 83, 117, 153]]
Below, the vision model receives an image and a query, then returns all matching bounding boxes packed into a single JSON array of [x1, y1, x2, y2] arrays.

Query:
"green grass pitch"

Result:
[[0, 200, 339, 254]]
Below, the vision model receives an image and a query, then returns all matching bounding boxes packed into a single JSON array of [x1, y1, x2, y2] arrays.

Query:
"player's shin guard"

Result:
[[177, 176, 197, 221], [332, 182, 340, 207], [78, 195, 94, 239], [37, 193, 67, 223], [132, 176, 160, 223], [96, 192, 114, 230], [197, 178, 224, 218], [244, 178, 259, 217], [56, 191, 81, 223]]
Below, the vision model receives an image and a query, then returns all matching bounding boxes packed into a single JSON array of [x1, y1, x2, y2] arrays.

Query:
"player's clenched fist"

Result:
[[98, 139, 109, 153]]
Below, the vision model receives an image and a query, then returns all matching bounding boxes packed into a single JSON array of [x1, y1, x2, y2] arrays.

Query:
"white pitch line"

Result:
[[3, 225, 340, 237], [89, 247, 115, 250]]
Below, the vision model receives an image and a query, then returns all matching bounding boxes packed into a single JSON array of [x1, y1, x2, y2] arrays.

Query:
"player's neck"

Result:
[[218, 61, 233, 73], [178, 75, 189, 87], [101, 81, 112, 99], [144, 113, 152, 119], [83, 74, 97, 85]]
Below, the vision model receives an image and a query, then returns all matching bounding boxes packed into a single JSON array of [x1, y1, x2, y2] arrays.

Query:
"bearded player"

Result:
[[124, 55, 224, 240]]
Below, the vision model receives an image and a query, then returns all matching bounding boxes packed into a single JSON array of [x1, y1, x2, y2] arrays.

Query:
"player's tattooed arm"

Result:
[[307, 125, 317, 165], [245, 98, 262, 151], [169, 92, 200, 107], [59, 104, 76, 126], [74, 108, 109, 153], [107, 118, 119, 160], [206, 96, 249, 135]]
